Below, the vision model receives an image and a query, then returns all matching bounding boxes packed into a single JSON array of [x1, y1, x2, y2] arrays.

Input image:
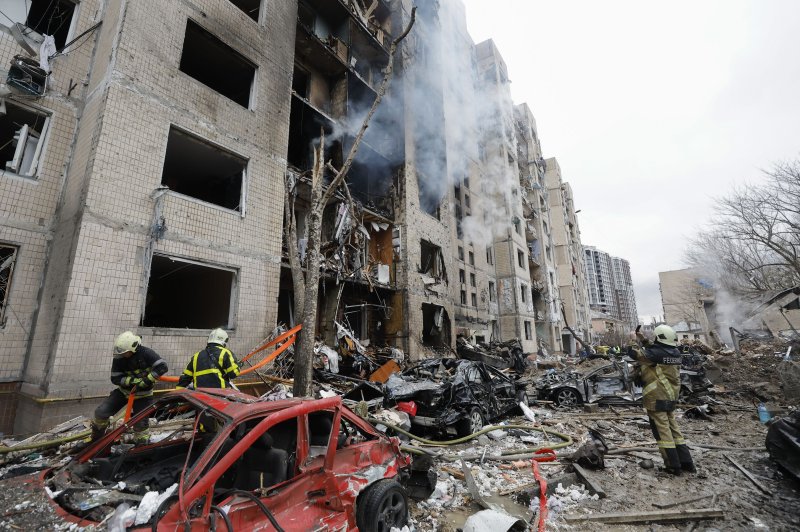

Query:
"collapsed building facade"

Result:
[[0, 0, 590, 434]]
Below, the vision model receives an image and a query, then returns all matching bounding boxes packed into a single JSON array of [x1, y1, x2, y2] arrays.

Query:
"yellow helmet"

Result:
[[208, 328, 229, 346], [113, 331, 141, 356]]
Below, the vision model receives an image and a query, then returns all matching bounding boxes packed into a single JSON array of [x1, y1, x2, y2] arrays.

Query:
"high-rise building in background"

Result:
[[584, 246, 639, 336]]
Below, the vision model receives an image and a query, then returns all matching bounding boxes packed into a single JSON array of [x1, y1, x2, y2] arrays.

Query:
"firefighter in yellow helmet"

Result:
[[631, 324, 696, 475], [91, 331, 168, 443], [177, 328, 240, 390]]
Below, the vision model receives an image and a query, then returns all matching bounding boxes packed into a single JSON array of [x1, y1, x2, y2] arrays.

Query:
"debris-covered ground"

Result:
[[0, 337, 798, 531]]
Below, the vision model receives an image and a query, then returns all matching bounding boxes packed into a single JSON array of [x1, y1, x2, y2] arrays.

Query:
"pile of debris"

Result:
[[456, 337, 528, 373]]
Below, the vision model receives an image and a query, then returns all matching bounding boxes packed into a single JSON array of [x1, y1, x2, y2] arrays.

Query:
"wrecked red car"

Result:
[[2, 390, 432, 531]]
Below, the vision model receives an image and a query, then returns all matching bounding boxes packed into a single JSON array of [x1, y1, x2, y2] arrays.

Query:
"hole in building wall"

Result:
[[180, 20, 256, 108], [161, 127, 246, 211], [0, 100, 50, 178], [0, 244, 18, 326], [421, 303, 450, 348], [142, 255, 235, 329], [228, 0, 261, 21]]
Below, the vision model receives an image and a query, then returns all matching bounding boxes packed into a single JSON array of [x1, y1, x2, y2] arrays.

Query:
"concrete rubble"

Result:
[[0, 338, 799, 531]]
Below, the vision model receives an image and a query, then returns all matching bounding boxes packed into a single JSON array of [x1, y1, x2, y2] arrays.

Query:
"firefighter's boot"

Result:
[[663, 448, 682, 476], [677, 444, 696, 473]]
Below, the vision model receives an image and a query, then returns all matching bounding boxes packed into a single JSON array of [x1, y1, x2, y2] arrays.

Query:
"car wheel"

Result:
[[554, 388, 581, 407], [356, 479, 408, 532], [456, 407, 485, 437]]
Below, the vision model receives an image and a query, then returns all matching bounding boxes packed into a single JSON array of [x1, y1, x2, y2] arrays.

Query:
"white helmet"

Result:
[[208, 328, 229, 346], [113, 331, 141, 356], [653, 325, 678, 347]]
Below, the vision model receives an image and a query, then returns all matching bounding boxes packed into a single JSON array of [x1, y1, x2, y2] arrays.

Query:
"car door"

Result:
[[486, 366, 516, 414]]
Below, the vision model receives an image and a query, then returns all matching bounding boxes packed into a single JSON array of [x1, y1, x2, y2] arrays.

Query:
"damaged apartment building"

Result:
[[0, 0, 590, 434]]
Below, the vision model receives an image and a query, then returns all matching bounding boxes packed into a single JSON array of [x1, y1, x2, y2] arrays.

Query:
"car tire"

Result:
[[456, 407, 484, 437], [554, 387, 581, 407], [356, 479, 409, 532]]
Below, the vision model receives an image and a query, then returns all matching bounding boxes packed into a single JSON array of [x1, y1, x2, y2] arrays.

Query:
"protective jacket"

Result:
[[111, 346, 168, 398], [177, 344, 240, 389], [632, 342, 682, 411]]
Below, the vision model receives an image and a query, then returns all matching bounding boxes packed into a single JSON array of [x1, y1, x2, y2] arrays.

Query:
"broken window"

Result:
[[419, 240, 446, 282], [2, 0, 77, 49], [517, 249, 525, 268], [0, 245, 18, 326], [486, 246, 494, 265], [465, 194, 470, 208], [0, 100, 50, 179], [521, 284, 527, 303], [488, 281, 496, 302], [458, 246, 464, 261], [143, 254, 236, 329], [422, 303, 450, 347], [470, 273, 476, 287], [471, 293, 477, 307], [180, 20, 256, 108], [459, 269, 465, 284], [460, 290, 467, 305], [468, 251, 475, 266], [524, 321, 532, 341], [228, 0, 261, 21], [292, 66, 310, 98], [161, 127, 246, 211]]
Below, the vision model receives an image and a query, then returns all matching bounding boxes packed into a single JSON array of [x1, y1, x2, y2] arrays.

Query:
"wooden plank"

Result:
[[572, 463, 606, 499], [564, 508, 724, 524], [724, 454, 772, 495], [653, 490, 730, 509]]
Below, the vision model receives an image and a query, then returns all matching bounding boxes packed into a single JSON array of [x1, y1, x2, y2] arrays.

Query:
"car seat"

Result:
[[234, 433, 288, 491]]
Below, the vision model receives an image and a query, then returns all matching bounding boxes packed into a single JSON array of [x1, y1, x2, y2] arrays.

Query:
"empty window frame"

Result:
[[524, 321, 532, 341], [471, 293, 477, 307], [458, 246, 464, 261], [228, 0, 261, 21], [142, 254, 237, 329], [0, 101, 50, 179], [468, 251, 474, 266], [419, 240, 446, 281], [2, 0, 77, 49], [0, 245, 18, 326], [161, 127, 247, 212], [180, 20, 256, 108], [520, 284, 527, 303], [459, 269, 465, 284], [470, 273, 476, 287], [488, 281, 496, 302], [517, 249, 525, 268], [460, 290, 467, 305], [486, 246, 493, 265]]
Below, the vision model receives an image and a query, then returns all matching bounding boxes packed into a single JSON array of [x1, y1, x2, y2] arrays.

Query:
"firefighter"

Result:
[[632, 324, 696, 475], [92, 331, 168, 443], [177, 328, 240, 390]]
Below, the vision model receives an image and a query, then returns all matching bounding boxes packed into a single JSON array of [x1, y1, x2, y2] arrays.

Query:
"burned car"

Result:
[[535, 355, 714, 407], [0, 390, 432, 531], [384, 358, 529, 437]]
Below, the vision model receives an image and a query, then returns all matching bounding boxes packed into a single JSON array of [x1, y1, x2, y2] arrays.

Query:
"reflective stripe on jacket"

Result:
[[110, 345, 168, 398], [177, 344, 240, 389], [632, 343, 681, 411]]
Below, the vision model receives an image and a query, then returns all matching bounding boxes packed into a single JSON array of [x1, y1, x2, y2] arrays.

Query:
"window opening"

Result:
[[486, 246, 493, 265], [422, 303, 450, 347], [161, 127, 246, 211], [0, 245, 18, 326], [524, 321, 532, 341], [469, 273, 476, 287], [0, 101, 50, 178], [460, 290, 467, 305], [488, 281, 496, 302], [521, 284, 527, 303], [2, 0, 78, 50], [459, 269, 465, 284], [458, 246, 464, 261], [180, 20, 256, 108], [228, 0, 261, 21], [143, 254, 236, 329], [471, 293, 477, 307], [468, 251, 474, 266], [517, 250, 525, 268], [419, 240, 446, 282]]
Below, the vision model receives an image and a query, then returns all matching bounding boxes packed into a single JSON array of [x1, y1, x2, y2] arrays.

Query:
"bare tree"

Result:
[[686, 159, 800, 297], [285, 9, 416, 397]]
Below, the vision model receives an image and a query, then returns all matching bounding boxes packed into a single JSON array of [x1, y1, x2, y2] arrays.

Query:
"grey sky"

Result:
[[459, 0, 800, 320]]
